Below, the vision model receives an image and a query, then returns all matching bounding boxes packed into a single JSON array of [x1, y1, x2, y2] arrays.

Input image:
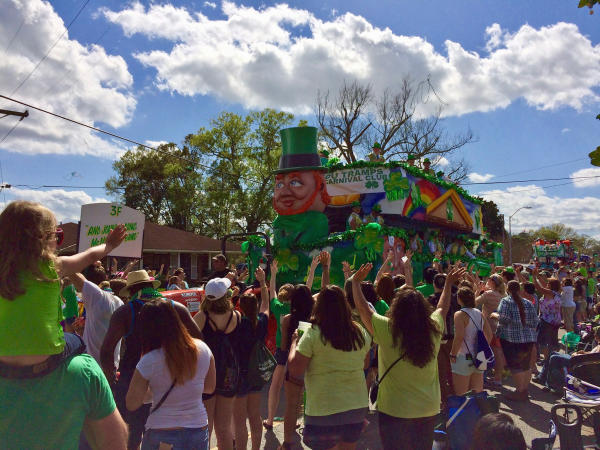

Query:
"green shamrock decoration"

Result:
[[410, 183, 424, 208], [383, 172, 410, 201], [365, 180, 379, 189], [446, 198, 454, 221], [276, 248, 299, 273], [354, 223, 383, 261]]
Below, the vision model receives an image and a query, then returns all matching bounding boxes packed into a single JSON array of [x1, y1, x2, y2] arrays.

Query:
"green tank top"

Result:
[[0, 260, 65, 356]]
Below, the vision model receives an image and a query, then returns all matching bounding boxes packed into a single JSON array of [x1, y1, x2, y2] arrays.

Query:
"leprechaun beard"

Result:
[[273, 173, 331, 216]]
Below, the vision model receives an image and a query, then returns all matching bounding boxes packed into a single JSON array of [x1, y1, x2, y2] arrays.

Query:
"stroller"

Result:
[[560, 352, 600, 446]]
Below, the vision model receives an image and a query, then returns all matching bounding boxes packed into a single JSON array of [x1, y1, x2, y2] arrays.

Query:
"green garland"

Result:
[[326, 160, 483, 205], [271, 224, 409, 253]]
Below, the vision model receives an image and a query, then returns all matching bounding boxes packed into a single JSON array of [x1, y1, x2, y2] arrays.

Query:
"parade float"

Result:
[[532, 239, 576, 269], [241, 127, 503, 287]]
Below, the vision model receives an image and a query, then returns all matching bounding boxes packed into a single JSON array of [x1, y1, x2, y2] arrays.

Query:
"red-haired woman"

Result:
[[126, 299, 216, 450]]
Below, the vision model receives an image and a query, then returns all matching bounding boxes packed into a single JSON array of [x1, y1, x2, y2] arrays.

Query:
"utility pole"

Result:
[[0, 109, 28, 120]]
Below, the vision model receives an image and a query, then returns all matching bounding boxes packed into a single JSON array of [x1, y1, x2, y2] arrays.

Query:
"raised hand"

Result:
[[319, 250, 331, 268], [271, 259, 279, 274], [105, 224, 127, 252], [446, 267, 466, 285], [255, 266, 265, 284], [351, 263, 373, 283], [310, 254, 320, 270]]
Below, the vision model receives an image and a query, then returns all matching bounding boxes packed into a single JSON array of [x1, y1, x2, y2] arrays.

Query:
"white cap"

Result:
[[204, 277, 232, 300]]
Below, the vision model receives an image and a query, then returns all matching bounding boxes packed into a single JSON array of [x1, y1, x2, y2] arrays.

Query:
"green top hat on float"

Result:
[[423, 158, 431, 164], [407, 154, 416, 161], [373, 142, 382, 150], [275, 126, 325, 174], [351, 201, 361, 208]]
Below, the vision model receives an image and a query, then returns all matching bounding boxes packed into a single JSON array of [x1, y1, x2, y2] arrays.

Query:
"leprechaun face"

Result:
[[273, 171, 328, 215]]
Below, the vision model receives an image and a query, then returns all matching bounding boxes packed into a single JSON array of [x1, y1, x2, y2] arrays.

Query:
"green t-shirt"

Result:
[[0, 260, 64, 356], [0, 354, 116, 449], [415, 283, 435, 298], [374, 299, 389, 315], [371, 310, 444, 419], [62, 284, 79, 320], [270, 297, 290, 348], [297, 323, 371, 416], [587, 278, 596, 298]]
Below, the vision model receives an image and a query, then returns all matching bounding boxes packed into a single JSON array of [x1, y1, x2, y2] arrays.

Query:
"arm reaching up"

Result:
[[350, 263, 375, 335], [58, 225, 126, 276]]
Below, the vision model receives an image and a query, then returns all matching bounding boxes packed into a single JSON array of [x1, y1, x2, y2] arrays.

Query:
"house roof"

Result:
[[57, 221, 241, 254]]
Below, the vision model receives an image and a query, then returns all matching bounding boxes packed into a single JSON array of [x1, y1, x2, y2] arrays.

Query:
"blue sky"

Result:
[[1, 0, 599, 236]]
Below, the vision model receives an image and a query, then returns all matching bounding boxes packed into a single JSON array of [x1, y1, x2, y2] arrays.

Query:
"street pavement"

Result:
[[209, 374, 597, 449], [210, 331, 598, 449]]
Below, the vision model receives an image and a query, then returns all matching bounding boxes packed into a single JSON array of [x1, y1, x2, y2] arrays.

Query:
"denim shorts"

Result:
[[451, 354, 483, 376], [141, 426, 209, 450]]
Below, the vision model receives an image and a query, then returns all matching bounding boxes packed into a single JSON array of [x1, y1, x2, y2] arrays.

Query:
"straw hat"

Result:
[[119, 270, 161, 297]]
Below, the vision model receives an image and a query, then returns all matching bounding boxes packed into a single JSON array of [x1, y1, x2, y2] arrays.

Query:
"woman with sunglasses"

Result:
[[0, 200, 127, 359]]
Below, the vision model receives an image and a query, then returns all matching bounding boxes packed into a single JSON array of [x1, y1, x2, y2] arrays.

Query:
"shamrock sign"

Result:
[[384, 172, 410, 201], [365, 180, 379, 189], [354, 223, 383, 261]]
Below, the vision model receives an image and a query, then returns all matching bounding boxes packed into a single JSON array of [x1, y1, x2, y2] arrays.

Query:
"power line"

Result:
[[10, 0, 91, 96], [3, 19, 24, 56], [0, 118, 22, 144], [463, 175, 600, 185], [0, 95, 266, 186], [492, 157, 587, 180]]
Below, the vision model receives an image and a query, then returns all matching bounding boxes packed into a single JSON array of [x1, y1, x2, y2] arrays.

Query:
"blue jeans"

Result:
[[141, 427, 209, 450], [538, 352, 571, 390]]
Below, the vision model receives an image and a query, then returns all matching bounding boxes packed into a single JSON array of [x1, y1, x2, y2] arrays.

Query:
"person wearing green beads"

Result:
[[422, 158, 435, 176], [347, 200, 364, 230], [365, 203, 384, 225], [369, 142, 385, 162]]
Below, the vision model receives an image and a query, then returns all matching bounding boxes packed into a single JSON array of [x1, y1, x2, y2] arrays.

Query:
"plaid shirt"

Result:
[[496, 296, 539, 343]]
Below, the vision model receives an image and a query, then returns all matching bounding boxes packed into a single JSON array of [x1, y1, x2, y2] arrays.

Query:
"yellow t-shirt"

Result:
[[297, 323, 371, 416], [0, 260, 64, 356], [371, 309, 444, 418]]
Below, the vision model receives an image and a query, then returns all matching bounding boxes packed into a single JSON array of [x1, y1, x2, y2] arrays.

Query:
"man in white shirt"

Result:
[[70, 267, 123, 368]]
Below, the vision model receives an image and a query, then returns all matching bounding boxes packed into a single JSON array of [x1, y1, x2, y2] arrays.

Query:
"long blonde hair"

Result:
[[0, 201, 58, 299]]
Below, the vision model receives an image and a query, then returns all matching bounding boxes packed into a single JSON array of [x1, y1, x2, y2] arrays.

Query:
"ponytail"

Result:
[[507, 280, 526, 326]]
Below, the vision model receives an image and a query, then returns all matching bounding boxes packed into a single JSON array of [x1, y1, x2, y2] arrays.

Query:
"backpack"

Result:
[[207, 312, 240, 396], [247, 340, 276, 388], [462, 310, 495, 371]]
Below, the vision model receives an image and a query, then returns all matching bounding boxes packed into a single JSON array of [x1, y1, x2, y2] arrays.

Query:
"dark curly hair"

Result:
[[287, 284, 314, 348], [387, 286, 440, 367], [376, 275, 395, 303]]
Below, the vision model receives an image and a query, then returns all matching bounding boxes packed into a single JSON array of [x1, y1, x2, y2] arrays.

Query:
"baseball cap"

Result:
[[212, 254, 227, 263], [204, 277, 231, 300]]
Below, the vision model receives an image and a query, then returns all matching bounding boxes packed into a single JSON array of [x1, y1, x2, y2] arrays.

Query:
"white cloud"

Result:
[[435, 156, 450, 167], [103, 3, 600, 115], [145, 140, 169, 148], [481, 184, 600, 238], [204, 1, 217, 8], [4, 188, 109, 223], [468, 172, 494, 183], [0, 0, 136, 157], [561, 128, 571, 133], [570, 167, 600, 187]]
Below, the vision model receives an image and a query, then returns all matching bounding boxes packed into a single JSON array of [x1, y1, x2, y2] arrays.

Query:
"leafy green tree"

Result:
[[185, 108, 294, 237], [105, 143, 202, 231], [481, 200, 504, 240]]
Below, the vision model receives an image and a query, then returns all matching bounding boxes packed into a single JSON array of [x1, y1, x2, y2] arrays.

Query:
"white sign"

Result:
[[78, 203, 145, 258], [325, 167, 394, 196]]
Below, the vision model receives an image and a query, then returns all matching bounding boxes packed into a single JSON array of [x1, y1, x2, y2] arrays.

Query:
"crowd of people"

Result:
[[1, 200, 600, 449]]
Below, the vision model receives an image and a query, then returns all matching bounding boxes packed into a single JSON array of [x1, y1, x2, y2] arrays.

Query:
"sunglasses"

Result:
[[55, 228, 64, 246]]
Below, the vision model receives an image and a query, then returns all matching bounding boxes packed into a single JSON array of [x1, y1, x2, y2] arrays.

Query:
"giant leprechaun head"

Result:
[[273, 127, 331, 216]]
